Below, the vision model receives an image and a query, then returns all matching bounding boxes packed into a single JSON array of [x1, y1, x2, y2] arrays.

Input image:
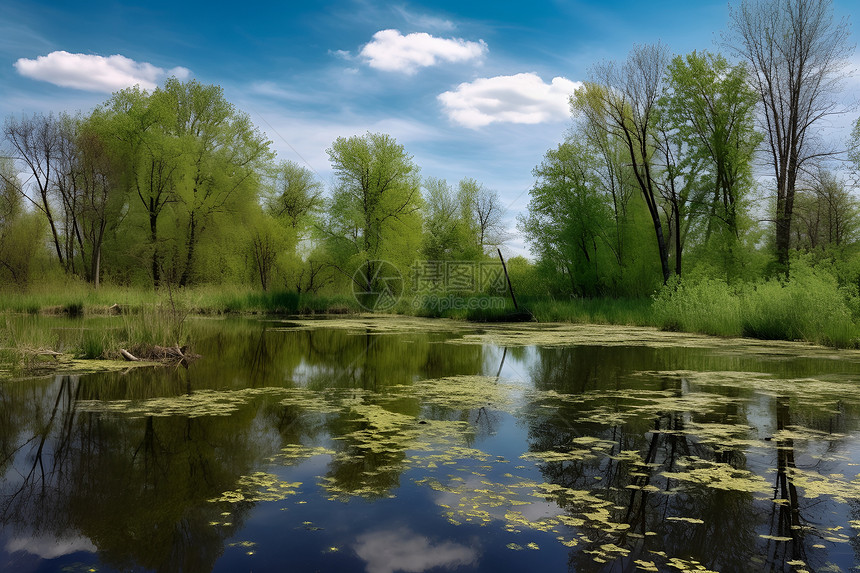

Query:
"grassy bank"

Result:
[[3, 262, 860, 367]]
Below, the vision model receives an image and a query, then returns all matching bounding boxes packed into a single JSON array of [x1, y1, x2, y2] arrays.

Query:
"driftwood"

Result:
[[120, 349, 140, 362], [120, 345, 200, 363]]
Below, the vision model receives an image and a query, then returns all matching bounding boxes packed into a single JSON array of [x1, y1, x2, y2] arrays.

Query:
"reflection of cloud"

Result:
[[6, 535, 96, 559], [354, 528, 479, 573], [360, 30, 486, 74], [14, 51, 191, 92], [438, 73, 581, 128]]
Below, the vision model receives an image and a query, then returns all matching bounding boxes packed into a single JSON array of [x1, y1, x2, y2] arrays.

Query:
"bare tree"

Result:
[[458, 178, 508, 253], [726, 0, 852, 273], [792, 169, 858, 249], [2, 114, 66, 269], [575, 43, 672, 283]]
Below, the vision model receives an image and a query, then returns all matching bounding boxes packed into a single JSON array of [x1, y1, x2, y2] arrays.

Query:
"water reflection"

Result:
[[353, 528, 479, 573], [1, 318, 860, 572], [522, 344, 860, 571]]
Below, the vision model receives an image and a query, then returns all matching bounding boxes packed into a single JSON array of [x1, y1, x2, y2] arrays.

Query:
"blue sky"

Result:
[[2, 1, 858, 256]]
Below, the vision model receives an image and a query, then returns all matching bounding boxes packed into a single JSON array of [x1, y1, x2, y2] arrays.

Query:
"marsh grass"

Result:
[[3, 261, 860, 356], [652, 264, 860, 348], [524, 296, 654, 326]]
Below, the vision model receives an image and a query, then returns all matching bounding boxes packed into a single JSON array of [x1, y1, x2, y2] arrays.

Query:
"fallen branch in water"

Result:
[[120, 349, 139, 361], [120, 345, 200, 363]]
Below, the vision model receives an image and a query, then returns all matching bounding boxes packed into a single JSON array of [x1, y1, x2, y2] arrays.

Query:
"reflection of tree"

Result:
[[0, 374, 274, 572], [524, 346, 762, 572], [765, 396, 806, 568]]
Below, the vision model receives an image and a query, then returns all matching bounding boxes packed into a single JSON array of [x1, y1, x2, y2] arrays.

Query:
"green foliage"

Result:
[[652, 277, 743, 336], [421, 177, 483, 262], [0, 157, 49, 289], [653, 257, 859, 347], [519, 141, 615, 296], [323, 132, 424, 291], [524, 296, 654, 326]]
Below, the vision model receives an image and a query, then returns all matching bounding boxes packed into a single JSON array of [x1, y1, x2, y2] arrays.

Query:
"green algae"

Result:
[[209, 472, 302, 503], [661, 457, 771, 493]]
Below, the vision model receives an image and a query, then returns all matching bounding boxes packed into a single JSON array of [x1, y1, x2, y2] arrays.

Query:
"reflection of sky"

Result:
[[354, 528, 479, 573], [6, 534, 96, 559]]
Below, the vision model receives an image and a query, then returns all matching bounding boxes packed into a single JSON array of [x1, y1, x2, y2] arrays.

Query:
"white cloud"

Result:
[[14, 51, 190, 93], [359, 29, 486, 74], [438, 73, 581, 128], [353, 528, 479, 573]]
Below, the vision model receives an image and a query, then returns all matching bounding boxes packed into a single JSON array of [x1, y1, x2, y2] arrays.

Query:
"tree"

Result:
[[0, 157, 45, 287], [662, 52, 760, 245], [323, 132, 423, 294], [792, 169, 858, 249], [519, 141, 616, 296], [421, 177, 483, 262], [458, 178, 507, 254], [2, 113, 66, 270], [574, 43, 673, 283], [158, 78, 273, 287], [263, 160, 323, 230], [253, 160, 325, 291], [726, 0, 852, 273], [98, 85, 180, 287]]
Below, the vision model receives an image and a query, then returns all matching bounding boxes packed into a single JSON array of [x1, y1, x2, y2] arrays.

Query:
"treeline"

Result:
[[0, 82, 507, 294], [2, 0, 860, 322], [521, 0, 859, 298]]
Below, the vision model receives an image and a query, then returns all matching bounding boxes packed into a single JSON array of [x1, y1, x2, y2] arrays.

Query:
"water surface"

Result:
[[2, 317, 860, 572]]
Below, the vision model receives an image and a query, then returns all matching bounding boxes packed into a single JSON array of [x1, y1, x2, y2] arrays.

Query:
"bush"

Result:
[[652, 258, 859, 347], [652, 277, 742, 336]]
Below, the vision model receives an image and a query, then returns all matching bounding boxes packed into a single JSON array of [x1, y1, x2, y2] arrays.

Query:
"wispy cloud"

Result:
[[438, 73, 581, 128], [14, 51, 190, 93], [359, 30, 486, 74], [393, 6, 456, 32]]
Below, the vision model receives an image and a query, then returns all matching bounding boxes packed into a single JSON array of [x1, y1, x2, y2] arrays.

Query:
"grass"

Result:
[[524, 296, 654, 326], [651, 266, 860, 348], [3, 263, 860, 362]]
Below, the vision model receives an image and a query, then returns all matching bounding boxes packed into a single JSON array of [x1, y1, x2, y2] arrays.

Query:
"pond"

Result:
[[2, 316, 860, 572]]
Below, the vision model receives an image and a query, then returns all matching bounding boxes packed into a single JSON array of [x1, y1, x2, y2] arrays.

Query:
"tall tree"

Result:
[[159, 78, 273, 287], [662, 52, 760, 244], [0, 157, 45, 287], [2, 113, 66, 270], [574, 43, 672, 283], [726, 0, 852, 273], [98, 85, 179, 287], [254, 160, 325, 291], [792, 169, 858, 249], [324, 132, 423, 294], [519, 141, 616, 296], [457, 178, 507, 254]]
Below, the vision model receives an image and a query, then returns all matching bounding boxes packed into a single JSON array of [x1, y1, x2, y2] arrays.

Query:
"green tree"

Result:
[[158, 78, 273, 287], [792, 169, 858, 250], [661, 51, 761, 279], [323, 132, 423, 295], [421, 177, 482, 262], [519, 141, 616, 296], [458, 178, 507, 254], [98, 85, 180, 287], [0, 157, 45, 287], [574, 43, 672, 283]]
